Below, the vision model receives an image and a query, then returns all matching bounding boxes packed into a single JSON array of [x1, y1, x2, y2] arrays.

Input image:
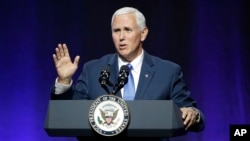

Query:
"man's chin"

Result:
[[118, 50, 129, 57], [118, 54, 130, 62]]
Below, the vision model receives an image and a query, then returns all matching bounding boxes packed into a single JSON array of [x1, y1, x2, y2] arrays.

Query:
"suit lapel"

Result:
[[134, 51, 155, 99]]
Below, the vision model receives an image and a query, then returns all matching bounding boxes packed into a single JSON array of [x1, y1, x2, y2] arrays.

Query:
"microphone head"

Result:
[[119, 65, 129, 74], [99, 65, 112, 94], [118, 65, 129, 84], [99, 65, 110, 84]]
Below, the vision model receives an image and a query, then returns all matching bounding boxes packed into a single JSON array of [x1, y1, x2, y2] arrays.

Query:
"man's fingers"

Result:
[[182, 111, 187, 119], [181, 107, 199, 130], [63, 43, 70, 57], [52, 54, 58, 65], [185, 114, 196, 130], [185, 111, 198, 130], [59, 43, 65, 57], [55, 43, 70, 60], [183, 111, 191, 125], [74, 56, 80, 65]]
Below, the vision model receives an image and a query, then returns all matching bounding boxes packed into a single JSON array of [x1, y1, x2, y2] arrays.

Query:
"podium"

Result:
[[44, 100, 187, 137]]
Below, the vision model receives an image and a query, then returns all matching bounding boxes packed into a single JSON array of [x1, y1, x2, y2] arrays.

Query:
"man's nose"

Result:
[[119, 31, 125, 40]]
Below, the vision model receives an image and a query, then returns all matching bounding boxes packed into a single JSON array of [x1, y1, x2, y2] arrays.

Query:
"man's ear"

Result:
[[141, 27, 149, 42]]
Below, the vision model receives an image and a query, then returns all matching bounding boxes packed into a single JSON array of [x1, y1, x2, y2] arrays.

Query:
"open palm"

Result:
[[53, 44, 80, 84]]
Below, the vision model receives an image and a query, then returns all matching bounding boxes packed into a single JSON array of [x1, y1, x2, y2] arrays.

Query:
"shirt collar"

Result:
[[118, 49, 144, 73]]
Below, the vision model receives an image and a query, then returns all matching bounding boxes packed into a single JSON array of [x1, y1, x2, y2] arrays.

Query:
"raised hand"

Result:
[[52, 43, 80, 85]]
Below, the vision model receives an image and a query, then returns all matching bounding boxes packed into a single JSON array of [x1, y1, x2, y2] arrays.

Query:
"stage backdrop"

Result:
[[0, 0, 249, 141]]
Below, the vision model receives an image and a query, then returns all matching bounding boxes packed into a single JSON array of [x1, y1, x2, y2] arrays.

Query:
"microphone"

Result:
[[112, 65, 129, 94], [99, 65, 113, 94]]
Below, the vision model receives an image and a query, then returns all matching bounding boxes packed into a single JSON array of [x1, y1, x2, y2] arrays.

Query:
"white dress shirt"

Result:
[[118, 50, 144, 97]]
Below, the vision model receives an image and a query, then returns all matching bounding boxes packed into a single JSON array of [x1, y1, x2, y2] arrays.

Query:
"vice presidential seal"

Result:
[[88, 95, 130, 136]]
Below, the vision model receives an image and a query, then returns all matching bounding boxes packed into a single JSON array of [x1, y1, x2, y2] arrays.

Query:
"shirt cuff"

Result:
[[54, 77, 73, 94]]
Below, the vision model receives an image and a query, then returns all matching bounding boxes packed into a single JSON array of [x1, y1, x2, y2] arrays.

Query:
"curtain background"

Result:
[[0, 0, 249, 141]]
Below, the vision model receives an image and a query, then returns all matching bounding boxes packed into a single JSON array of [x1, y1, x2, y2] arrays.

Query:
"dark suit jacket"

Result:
[[52, 51, 204, 141]]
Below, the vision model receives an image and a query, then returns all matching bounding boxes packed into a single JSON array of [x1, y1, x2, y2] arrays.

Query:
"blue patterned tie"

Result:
[[123, 64, 135, 100]]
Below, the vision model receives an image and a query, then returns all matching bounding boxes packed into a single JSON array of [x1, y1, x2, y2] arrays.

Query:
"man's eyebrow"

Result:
[[124, 27, 132, 30], [112, 26, 132, 31], [112, 28, 120, 32]]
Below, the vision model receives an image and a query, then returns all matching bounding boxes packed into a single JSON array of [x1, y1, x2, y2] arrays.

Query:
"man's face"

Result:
[[111, 13, 148, 62]]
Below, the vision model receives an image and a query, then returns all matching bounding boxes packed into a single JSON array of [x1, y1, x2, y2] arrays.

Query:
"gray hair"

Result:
[[111, 7, 146, 31]]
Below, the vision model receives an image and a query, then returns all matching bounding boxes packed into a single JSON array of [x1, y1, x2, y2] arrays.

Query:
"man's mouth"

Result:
[[119, 44, 127, 49]]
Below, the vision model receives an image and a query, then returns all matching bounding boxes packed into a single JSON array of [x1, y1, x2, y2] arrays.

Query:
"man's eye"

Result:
[[125, 28, 132, 32], [113, 29, 120, 33], [126, 30, 132, 32]]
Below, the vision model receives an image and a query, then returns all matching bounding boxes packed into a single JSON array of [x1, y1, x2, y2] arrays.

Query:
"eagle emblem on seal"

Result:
[[99, 109, 119, 126]]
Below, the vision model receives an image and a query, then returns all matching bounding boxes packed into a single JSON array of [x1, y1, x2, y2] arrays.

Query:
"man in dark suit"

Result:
[[51, 7, 204, 141]]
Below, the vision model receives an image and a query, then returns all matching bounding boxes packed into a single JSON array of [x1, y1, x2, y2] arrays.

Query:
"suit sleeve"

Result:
[[170, 65, 205, 132], [170, 65, 196, 107]]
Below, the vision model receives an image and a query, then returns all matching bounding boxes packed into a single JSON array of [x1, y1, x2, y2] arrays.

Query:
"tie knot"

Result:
[[127, 64, 133, 70]]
